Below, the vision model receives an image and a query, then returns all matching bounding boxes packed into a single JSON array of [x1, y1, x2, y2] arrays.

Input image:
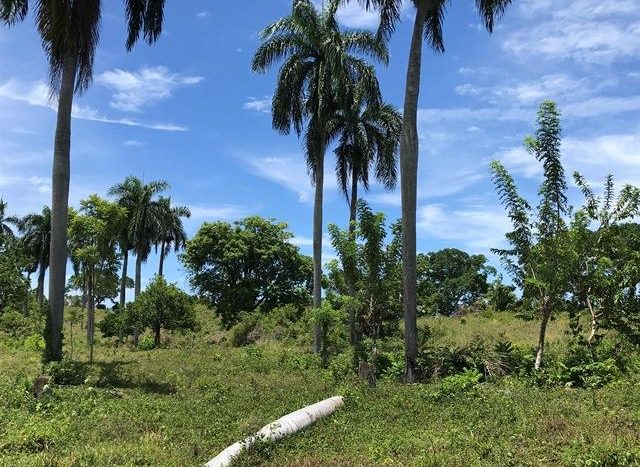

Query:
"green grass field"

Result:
[[1, 309, 639, 466]]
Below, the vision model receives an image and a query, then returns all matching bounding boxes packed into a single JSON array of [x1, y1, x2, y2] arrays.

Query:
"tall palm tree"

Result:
[[18, 206, 52, 307], [155, 197, 191, 277], [108, 176, 168, 298], [348, 0, 513, 382], [252, 0, 388, 353], [1, 0, 168, 362], [0, 199, 19, 238], [327, 80, 401, 344]]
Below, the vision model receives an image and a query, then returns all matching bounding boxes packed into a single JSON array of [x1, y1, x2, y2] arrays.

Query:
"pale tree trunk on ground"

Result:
[[400, 2, 427, 383], [312, 138, 326, 354], [535, 297, 551, 370], [45, 53, 77, 362]]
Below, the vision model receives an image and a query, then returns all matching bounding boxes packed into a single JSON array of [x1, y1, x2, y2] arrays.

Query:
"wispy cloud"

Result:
[[196, 11, 210, 19], [186, 204, 246, 220], [0, 80, 188, 131], [243, 96, 271, 113], [95, 66, 203, 112]]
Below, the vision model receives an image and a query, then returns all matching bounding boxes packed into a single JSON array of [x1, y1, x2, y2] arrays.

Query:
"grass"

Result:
[[0, 309, 639, 466]]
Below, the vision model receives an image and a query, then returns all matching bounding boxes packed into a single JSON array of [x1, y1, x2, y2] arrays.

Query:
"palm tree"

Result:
[[1, 0, 168, 362], [0, 199, 19, 238], [348, 0, 513, 382], [18, 206, 52, 307], [108, 177, 168, 298], [252, 0, 388, 353], [155, 197, 191, 277], [327, 80, 401, 344]]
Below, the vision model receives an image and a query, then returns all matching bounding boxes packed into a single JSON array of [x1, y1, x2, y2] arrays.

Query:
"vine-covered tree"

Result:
[[182, 216, 313, 328], [492, 101, 571, 370]]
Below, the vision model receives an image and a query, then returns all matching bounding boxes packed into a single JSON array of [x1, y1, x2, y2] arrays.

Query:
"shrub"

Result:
[[98, 310, 130, 338], [0, 310, 35, 338], [427, 368, 483, 399], [22, 334, 45, 352], [45, 359, 89, 386], [229, 313, 260, 347], [137, 335, 156, 351]]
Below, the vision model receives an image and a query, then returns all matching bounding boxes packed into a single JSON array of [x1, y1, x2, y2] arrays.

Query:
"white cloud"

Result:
[[243, 96, 271, 113], [187, 204, 246, 220], [310, 0, 413, 29], [0, 79, 188, 131], [196, 11, 210, 19], [417, 203, 511, 251], [95, 66, 203, 112], [504, 0, 640, 64], [123, 140, 144, 147]]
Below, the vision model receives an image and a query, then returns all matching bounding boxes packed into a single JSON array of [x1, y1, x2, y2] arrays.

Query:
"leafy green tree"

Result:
[[68, 195, 125, 363], [0, 235, 29, 313], [417, 248, 495, 316], [345, 0, 514, 382], [484, 276, 517, 312], [1, 0, 168, 363], [491, 101, 571, 370], [329, 200, 402, 365], [17, 206, 51, 307], [252, 0, 388, 353], [182, 216, 312, 328], [128, 276, 196, 346], [155, 197, 191, 277], [569, 174, 640, 343]]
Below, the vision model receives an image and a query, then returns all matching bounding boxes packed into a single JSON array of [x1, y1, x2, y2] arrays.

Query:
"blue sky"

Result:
[[1, 0, 639, 297]]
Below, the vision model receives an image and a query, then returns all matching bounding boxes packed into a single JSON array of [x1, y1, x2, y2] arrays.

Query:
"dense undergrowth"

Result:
[[1, 307, 639, 466]]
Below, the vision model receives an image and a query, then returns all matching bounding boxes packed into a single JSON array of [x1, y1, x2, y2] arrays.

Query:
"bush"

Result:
[[0, 310, 35, 338], [137, 335, 156, 351], [45, 359, 89, 386], [229, 313, 260, 347], [98, 310, 130, 338], [427, 368, 483, 399], [22, 334, 45, 352]]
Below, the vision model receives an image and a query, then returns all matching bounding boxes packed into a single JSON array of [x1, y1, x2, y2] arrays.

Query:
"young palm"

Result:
[[1, 0, 168, 362], [252, 0, 388, 353], [155, 197, 191, 277], [18, 206, 52, 307], [0, 199, 20, 238], [348, 0, 513, 382]]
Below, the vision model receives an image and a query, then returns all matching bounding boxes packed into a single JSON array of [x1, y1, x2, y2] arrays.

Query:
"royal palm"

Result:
[[18, 206, 52, 307], [347, 0, 513, 381], [155, 197, 191, 277], [252, 0, 389, 352], [1, 0, 169, 362]]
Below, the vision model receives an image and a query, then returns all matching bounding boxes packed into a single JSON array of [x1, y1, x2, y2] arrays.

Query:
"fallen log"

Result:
[[203, 395, 344, 467]]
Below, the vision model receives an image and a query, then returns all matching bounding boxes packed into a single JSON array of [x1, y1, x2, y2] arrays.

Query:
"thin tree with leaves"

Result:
[[1, 0, 168, 362], [348, 0, 514, 382], [252, 0, 388, 353]]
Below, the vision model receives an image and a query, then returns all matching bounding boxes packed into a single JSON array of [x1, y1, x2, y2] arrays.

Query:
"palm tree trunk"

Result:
[[36, 262, 46, 308], [158, 241, 165, 277], [119, 247, 128, 309], [400, 3, 427, 383], [133, 252, 142, 346], [87, 268, 95, 364], [23, 272, 31, 315], [45, 53, 78, 363], [312, 138, 326, 354], [347, 165, 359, 345]]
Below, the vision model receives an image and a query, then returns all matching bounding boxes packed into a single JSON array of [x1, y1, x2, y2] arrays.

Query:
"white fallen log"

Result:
[[203, 395, 344, 467]]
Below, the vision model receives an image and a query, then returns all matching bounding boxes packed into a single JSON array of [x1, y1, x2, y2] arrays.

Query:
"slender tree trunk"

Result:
[[36, 262, 46, 308], [158, 241, 165, 277], [586, 295, 598, 344], [45, 53, 77, 363], [154, 321, 161, 347], [347, 165, 359, 345], [400, 3, 427, 383], [87, 269, 95, 364], [118, 248, 128, 344], [534, 297, 551, 370], [23, 272, 31, 315], [312, 139, 326, 354], [119, 247, 128, 309], [133, 252, 142, 346]]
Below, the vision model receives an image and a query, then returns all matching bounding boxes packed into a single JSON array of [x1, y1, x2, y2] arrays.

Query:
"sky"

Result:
[[1, 0, 639, 299]]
